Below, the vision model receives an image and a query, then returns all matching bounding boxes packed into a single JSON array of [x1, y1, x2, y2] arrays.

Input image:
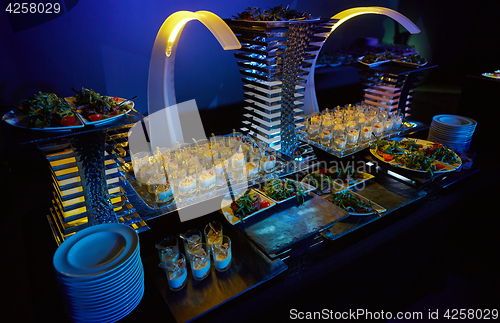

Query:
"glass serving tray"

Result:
[[297, 121, 418, 158], [116, 149, 309, 214]]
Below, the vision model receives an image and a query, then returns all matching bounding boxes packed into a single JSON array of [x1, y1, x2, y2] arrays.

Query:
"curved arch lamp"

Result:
[[147, 10, 240, 150], [303, 7, 420, 114]]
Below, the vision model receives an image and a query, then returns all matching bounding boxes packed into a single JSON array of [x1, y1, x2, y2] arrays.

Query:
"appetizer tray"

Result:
[[370, 138, 462, 174], [238, 195, 349, 259], [323, 172, 427, 241], [65, 96, 134, 125], [2, 109, 85, 131], [221, 189, 276, 225], [255, 179, 316, 204], [321, 189, 386, 216], [297, 121, 417, 158]]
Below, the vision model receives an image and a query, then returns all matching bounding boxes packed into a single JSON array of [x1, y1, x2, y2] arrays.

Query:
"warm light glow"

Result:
[[160, 10, 241, 57], [331, 7, 420, 34], [167, 17, 195, 56]]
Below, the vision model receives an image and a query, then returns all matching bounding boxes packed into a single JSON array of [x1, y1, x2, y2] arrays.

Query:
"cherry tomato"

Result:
[[432, 143, 442, 148], [88, 114, 102, 121], [435, 163, 446, 170], [318, 168, 327, 175], [260, 201, 271, 208], [113, 97, 119, 102], [60, 116, 75, 127], [246, 17, 254, 21], [383, 153, 394, 161]]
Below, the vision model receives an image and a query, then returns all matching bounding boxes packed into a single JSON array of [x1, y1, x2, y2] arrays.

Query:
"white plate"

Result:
[[53, 223, 138, 277], [221, 189, 276, 225], [62, 266, 143, 304], [370, 138, 462, 174], [323, 189, 386, 216], [65, 96, 134, 125], [358, 56, 392, 67], [64, 272, 143, 310], [57, 253, 141, 292], [2, 109, 85, 131], [255, 179, 315, 204], [432, 114, 477, 128], [55, 244, 139, 284], [65, 275, 144, 320]]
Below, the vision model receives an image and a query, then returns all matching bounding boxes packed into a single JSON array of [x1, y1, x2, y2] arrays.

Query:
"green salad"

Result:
[[262, 178, 306, 204], [18, 92, 76, 128], [327, 190, 374, 213]]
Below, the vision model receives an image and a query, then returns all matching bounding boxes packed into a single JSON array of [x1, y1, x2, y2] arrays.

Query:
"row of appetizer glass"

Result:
[[130, 132, 279, 205], [304, 103, 404, 151]]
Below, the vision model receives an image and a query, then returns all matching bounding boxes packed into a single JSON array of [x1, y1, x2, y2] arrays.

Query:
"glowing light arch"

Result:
[[303, 7, 420, 114], [147, 10, 241, 150]]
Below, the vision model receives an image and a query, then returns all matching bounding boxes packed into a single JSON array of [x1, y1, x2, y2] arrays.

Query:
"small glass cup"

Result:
[[372, 120, 385, 137], [198, 168, 216, 193], [156, 236, 180, 263], [157, 147, 171, 162], [177, 175, 198, 198], [319, 127, 333, 146], [393, 113, 403, 130], [227, 132, 243, 150], [359, 124, 373, 142], [306, 114, 321, 140], [136, 158, 159, 186], [344, 104, 355, 116], [346, 126, 360, 147], [333, 106, 344, 118], [211, 235, 232, 272], [384, 117, 394, 133], [187, 243, 211, 281], [214, 158, 227, 188], [182, 229, 202, 254], [260, 149, 277, 174], [132, 151, 150, 174], [246, 160, 260, 178], [231, 148, 246, 171], [159, 252, 187, 291], [333, 133, 347, 151], [204, 221, 223, 246], [168, 167, 186, 195]]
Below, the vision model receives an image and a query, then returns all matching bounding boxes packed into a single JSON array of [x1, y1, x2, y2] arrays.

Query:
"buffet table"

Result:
[[2, 114, 495, 323]]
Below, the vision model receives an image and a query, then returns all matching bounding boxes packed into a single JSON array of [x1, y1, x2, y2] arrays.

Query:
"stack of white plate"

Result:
[[427, 114, 477, 153], [53, 223, 143, 323]]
